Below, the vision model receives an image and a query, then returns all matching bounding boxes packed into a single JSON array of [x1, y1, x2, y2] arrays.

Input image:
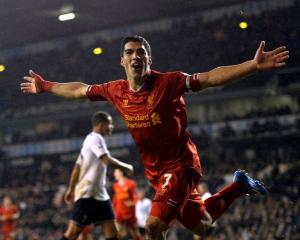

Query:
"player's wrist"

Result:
[[33, 73, 54, 93], [40, 79, 54, 93]]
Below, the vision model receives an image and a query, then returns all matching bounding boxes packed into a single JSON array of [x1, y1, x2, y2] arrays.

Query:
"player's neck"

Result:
[[128, 70, 150, 92]]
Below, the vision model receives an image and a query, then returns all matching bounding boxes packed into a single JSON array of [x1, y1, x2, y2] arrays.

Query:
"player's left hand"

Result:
[[254, 41, 289, 70], [126, 164, 134, 176], [64, 189, 74, 205]]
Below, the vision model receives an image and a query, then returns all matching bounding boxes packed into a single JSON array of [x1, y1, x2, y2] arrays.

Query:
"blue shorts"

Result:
[[71, 198, 115, 227]]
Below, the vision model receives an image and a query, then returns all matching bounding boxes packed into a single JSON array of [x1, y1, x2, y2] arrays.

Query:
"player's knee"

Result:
[[64, 226, 82, 240], [192, 212, 213, 235], [145, 217, 167, 238]]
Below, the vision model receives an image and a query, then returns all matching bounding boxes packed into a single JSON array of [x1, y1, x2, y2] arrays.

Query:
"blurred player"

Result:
[[77, 225, 93, 240], [21, 35, 289, 240], [61, 111, 133, 240], [0, 196, 19, 240], [113, 168, 142, 240], [135, 188, 151, 237]]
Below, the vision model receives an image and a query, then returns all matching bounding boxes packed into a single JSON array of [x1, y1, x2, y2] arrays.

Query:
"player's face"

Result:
[[102, 117, 114, 136], [121, 41, 152, 80], [3, 197, 12, 206], [114, 168, 123, 180]]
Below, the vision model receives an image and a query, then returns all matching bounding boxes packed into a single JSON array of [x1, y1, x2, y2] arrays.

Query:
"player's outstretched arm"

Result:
[[193, 41, 289, 90], [64, 163, 81, 204], [20, 70, 88, 99], [101, 154, 134, 175]]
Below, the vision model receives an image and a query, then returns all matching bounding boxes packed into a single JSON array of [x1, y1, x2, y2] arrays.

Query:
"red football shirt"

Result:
[[113, 179, 137, 220], [87, 70, 202, 186], [0, 205, 18, 234]]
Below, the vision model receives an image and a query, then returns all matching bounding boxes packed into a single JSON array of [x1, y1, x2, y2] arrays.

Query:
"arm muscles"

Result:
[[51, 82, 89, 99], [100, 154, 132, 172], [197, 60, 257, 89]]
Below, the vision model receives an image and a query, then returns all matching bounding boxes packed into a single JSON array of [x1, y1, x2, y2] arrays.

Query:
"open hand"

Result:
[[254, 41, 289, 70], [20, 70, 44, 94]]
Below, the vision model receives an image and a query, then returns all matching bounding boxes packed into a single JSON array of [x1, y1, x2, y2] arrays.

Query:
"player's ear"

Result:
[[120, 57, 125, 67], [148, 56, 152, 66]]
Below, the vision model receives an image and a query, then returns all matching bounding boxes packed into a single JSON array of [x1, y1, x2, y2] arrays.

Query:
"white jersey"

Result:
[[74, 132, 110, 201], [135, 197, 152, 228]]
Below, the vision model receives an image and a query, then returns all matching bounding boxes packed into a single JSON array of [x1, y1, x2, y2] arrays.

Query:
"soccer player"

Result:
[[0, 195, 20, 240], [61, 111, 134, 240], [135, 188, 152, 237], [112, 168, 142, 240], [21, 35, 289, 240]]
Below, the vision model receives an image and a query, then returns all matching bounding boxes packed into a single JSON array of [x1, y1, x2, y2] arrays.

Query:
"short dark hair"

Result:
[[120, 35, 151, 57], [91, 111, 111, 127]]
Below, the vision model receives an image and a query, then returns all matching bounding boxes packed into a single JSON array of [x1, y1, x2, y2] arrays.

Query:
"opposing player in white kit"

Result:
[[61, 111, 134, 240]]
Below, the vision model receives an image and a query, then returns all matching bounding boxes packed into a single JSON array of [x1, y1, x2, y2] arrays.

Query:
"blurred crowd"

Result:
[[0, 1, 299, 239]]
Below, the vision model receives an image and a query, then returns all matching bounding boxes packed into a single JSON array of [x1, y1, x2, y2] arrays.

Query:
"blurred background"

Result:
[[0, 0, 299, 239]]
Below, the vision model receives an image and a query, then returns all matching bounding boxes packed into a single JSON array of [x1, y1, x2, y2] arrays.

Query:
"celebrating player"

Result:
[[61, 111, 133, 240], [21, 35, 289, 240]]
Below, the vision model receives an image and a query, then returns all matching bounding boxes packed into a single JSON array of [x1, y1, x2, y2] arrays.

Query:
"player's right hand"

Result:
[[126, 164, 134, 176], [64, 189, 75, 205], [20, 70, 44, 94]]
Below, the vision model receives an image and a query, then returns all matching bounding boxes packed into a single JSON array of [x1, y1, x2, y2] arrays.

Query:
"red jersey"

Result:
[[87, 70, 202, 186], [113, 179, 137, 220], [0, 205, 18, 235]]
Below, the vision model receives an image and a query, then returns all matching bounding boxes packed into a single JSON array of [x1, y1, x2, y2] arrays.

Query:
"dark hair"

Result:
[[120, 35, 151, 57], [91, 111, 111, 127]]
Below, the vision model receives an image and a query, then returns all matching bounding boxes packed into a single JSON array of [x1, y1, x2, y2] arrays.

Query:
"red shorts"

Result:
[[149, 168, 206, 229], [116, 215, 137, 227], [82, 225, 92, 236]]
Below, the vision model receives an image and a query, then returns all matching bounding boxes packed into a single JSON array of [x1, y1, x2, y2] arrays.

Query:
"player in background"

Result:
[[21, 35, 289, 240], [135, 188, 152, 238], [113, 168, 143, 240], [61, 111, 134, 240], [77, 225, 93, 240], [0, 196, 20, 240]]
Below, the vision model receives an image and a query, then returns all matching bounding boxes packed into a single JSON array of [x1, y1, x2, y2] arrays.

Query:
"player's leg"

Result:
[[61, 199, 92, 240], [115, 222, 127, 239], [177, 190, 213, 236], [127, 221, 143, 240], [101, 221, 119, 240], [180, 169, 267, 236], [61, 221, 84, 240], [77, 225, 93, 240], [145, 168, 199, 240], [203, 169, 267, 222], [93, 199, 118, 240]]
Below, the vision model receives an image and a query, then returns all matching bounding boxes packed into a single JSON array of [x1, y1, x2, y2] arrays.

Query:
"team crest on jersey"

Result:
[[122, 99, 129, 107], [146, 94, 154, 109]]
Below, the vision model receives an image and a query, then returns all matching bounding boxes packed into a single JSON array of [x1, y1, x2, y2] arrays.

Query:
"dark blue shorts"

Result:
[[71, 198, 115, 227]]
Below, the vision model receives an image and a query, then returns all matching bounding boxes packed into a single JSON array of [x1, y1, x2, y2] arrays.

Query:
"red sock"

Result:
[[204, 182, 247, 221]]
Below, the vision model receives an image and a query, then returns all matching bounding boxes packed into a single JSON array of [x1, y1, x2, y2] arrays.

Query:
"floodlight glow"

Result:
[[239, 21, 248, 29], [93, 47, 103, 55], [0, 65, 5, 72], [58, 13, 76, 21]]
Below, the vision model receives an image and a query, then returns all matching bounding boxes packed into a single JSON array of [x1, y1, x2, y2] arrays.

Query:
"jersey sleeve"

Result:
[[90, 135, 109, 159], [167, 71, 190, 97], [86, 83, 109, 101], [75, 154, 83, 165]]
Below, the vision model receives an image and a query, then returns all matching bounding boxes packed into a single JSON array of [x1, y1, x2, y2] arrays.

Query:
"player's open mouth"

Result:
[[131, 62, 142, 70]]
